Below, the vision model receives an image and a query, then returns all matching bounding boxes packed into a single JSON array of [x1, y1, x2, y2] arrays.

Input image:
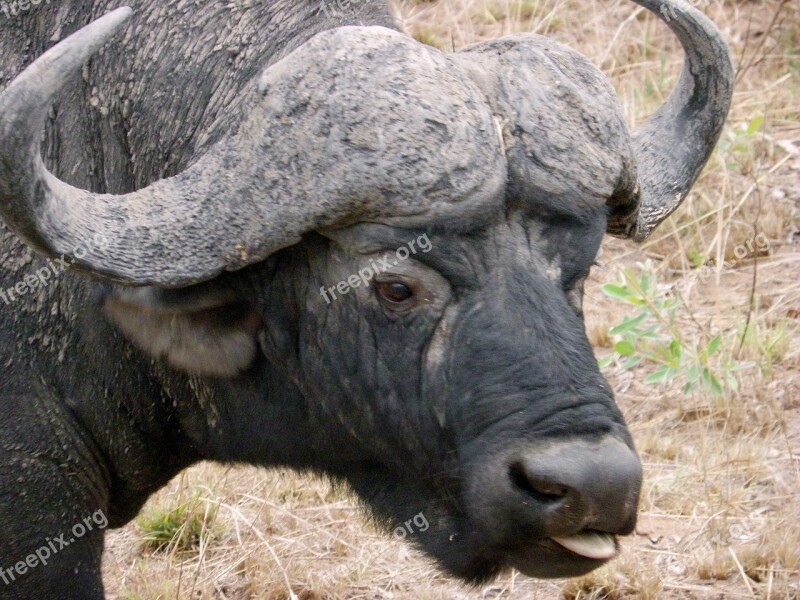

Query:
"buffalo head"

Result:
[[0, 1, 732, 581]]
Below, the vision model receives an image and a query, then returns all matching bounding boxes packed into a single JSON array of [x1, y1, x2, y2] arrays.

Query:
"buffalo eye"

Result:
[[375, 281, 415, 309]]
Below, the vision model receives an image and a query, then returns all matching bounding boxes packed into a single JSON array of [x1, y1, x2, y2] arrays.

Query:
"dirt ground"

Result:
[[102, 1, 799, 598]]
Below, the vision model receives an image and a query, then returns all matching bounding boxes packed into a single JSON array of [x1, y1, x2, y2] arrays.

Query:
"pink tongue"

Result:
[[551, 532, 616, 560]]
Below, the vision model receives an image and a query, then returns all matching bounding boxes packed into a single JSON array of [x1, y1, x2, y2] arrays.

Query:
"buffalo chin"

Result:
[[407, 524, 614, 583], [428, 537, 614, 583], [505, 542, 615, 579], [343, 466, 613, 583], [429, 536, 614, 583]]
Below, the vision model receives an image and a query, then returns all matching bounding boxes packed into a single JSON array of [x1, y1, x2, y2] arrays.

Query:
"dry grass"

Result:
[[103, 1, 799, 598]]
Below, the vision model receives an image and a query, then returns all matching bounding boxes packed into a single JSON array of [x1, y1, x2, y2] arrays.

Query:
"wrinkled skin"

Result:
[[0, 214, 635, 596], [103, 207, 632, 583], [0, 0, 736, 597], [302, 215, 633, 579]]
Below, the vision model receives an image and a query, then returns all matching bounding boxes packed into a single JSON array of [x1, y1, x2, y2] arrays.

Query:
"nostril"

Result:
[[509, 461, 569, 503]]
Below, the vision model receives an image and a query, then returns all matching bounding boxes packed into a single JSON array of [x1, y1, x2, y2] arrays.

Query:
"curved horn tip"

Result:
[[60, 7, 134, 50], [613, 0, 733, 241], [100, 6, 134, 23], [0, 6, 133, 110], [52, 6, 134, 63], [0, 5, 134, 276], [104, 6, 134, 29]]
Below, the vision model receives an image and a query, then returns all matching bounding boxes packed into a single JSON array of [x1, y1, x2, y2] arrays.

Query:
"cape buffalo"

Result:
[[0, 1, 732, 598]]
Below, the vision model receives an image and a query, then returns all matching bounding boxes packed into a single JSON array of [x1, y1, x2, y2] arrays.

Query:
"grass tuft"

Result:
[[137, 496, 220, 555]]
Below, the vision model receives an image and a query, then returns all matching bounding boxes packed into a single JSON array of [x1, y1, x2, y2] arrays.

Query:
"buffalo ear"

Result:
[[103, 286, 262, 378]]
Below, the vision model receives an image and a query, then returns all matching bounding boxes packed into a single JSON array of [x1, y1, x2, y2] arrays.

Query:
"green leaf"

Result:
[[746, 115, 764, 136], [670, 339, 682, 360], [609, 313, 649, 335], [730, 361, 755, 372], [699, 368, 724, 395], [726, 374, 739, 392], [598, 355, 615, 369], [640, 273, 651, 294], [683, 380, 697, 393], [707, 335, 722, 356], [645, 366, 672, 384], [614, 341, 636, 356], [637, 326, 661, 340], [688, 250, 705, 269], [708, 372, 723, 395], [621, 356, 643, 371], [602, 284, 633, 301]]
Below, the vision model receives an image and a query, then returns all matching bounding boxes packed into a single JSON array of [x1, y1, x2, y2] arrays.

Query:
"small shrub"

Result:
[[598, 268, 752, 397], [137, 498, 220, 554]]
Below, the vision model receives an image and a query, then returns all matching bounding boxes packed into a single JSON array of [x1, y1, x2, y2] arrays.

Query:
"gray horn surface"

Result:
[[0, 10, 505, 287], [0, 0, 734, 284], [610, 0, 734, 240]]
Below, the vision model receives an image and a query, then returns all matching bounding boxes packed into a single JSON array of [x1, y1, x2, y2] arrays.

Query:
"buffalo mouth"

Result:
[[504, 530, 620, 579], [462, 434, 640, 577], [345, 465, 630, 582], [550, 530, 617, 560], [443, 523, 623, 581], [414, 522, 625, 582]]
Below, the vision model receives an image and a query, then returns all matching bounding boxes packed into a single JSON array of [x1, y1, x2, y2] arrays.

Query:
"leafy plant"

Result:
[[598, 269, 742, 396], [718, 115, 765, 171], [137, 497, 219, 554]]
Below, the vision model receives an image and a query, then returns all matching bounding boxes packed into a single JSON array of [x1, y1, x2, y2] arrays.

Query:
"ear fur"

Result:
[[103, 287, 261, 377]]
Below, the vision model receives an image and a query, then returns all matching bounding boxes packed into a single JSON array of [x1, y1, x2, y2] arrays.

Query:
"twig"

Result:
[[735, 0, 790, 84], [728, 547, 757, 598], [735, 105, 768, 359]]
